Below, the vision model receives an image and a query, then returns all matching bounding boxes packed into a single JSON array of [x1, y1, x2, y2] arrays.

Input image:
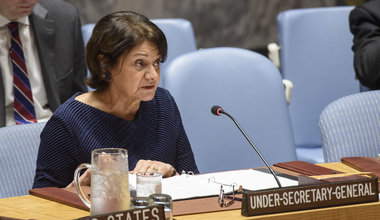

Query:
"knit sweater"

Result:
[[33, 88, 198, 188]]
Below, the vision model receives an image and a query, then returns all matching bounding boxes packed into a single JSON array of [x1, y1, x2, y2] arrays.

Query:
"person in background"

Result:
[[350, 0, 380, 90], [33, 11, 199, 188], [0, 0, 87, 126]]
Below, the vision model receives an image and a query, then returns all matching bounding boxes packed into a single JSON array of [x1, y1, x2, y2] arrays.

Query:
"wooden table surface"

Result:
[[1, 163, 379, 220]]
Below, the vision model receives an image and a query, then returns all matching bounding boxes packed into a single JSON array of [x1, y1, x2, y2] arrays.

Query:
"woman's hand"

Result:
[[66, 168, 92, 188], [132, 159, 176, 178]]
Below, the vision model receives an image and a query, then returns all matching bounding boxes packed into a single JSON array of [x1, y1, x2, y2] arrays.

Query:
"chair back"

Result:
[[164, 47, 297, 173], [151, 18, 197, 87], [277, 6, 359, 163], [81, 23, 96, 91], [0, 122, 46, 198], [319, 91, 380, 162], [81, 18, 197, 88], [81, 23, 95, 48]]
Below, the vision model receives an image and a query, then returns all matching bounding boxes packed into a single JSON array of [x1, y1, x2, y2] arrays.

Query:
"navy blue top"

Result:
[[33, 88, 198, 188]]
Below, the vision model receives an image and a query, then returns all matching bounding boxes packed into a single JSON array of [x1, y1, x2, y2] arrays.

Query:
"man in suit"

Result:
[[350, 0, 380, 90], [0, 0, 87, 126]]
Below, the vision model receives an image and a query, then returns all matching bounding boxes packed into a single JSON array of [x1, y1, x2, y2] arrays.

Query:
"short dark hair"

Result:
[[85, 11, 167, 91]]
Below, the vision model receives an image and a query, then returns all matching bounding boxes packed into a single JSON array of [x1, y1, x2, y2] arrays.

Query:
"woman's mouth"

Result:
[[142, 85, 155, 90]]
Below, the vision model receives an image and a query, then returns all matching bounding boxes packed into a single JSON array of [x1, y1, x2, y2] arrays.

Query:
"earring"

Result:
[[103, 71, 111, 82]]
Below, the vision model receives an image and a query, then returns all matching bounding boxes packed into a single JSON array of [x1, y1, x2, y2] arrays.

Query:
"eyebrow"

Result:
[[133, 53, 161, 60], [133, 53, 149, 57]]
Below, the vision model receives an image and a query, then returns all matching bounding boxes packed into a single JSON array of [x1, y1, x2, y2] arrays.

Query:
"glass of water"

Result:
[[148, 193, 173, 220], [74, 148, 130, 216], [136, 171, 162, 197]]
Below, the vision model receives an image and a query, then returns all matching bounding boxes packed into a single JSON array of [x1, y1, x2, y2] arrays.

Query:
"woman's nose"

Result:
[[145, 65, 160, 80]]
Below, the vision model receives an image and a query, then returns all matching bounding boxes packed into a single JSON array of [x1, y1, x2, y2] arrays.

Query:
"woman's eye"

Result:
[[154, 61, 160, 68], [135, 60, 144, 69]]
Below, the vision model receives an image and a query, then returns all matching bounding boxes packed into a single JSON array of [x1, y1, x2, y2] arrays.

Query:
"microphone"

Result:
[[211, 105, 282, 188]]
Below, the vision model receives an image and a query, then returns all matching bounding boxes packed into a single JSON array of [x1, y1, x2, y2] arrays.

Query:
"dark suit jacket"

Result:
[[0, 0, 87, 126], [350, 0, 380, 90]]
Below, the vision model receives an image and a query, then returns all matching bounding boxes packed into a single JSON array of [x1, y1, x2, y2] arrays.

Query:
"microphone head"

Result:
[[211, 105, 223, 116]]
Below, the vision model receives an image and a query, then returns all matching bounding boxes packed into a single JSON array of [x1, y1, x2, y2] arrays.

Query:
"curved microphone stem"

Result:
[[222, 111, 283, 188]]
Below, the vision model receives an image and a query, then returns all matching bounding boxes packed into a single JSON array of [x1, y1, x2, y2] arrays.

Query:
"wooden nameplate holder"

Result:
[[273, 161, 344, 176], [342, 157, 380, 177]]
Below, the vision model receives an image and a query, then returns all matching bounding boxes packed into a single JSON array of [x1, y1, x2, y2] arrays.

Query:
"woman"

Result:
[[33, 11, 199, 188]]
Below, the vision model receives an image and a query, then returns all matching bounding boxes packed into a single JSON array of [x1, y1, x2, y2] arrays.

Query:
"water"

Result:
[[136, 172, 162, 197], [136, 182, 162, 197], [91, 172, 130, 215]]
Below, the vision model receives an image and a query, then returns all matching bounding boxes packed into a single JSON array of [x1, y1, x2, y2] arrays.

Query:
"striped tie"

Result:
[[8, 22, 37, 124]]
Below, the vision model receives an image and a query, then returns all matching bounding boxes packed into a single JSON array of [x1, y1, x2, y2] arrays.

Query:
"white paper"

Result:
[[129, 169, 298, 201]]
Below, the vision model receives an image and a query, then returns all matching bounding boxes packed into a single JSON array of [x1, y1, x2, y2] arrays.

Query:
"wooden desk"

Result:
[[1, 163, 379, 220], [0, 195, 88, 220]]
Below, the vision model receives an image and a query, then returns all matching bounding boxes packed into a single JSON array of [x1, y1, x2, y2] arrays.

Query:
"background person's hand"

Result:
[[132, 159, 176, 177]]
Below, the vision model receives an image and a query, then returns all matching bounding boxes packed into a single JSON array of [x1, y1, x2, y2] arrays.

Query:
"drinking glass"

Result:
[[74, 148, 130, 216], [148, 193, 173, 220], [136, 171, 162, 197]]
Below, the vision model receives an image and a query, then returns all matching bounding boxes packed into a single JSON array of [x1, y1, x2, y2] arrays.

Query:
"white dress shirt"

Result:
[[0, 15, 52, 126]]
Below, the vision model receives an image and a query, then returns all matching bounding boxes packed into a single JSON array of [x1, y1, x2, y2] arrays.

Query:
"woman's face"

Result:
[[108, 40, 161, 102]]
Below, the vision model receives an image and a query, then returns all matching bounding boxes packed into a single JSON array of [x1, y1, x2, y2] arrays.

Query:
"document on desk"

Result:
[[129, 169, 298, 200]]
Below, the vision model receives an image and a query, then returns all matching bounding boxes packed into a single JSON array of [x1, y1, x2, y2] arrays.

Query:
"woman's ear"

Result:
[[97, 54, 107, 69]]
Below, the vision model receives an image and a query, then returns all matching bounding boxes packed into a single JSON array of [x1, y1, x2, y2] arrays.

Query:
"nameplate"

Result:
[[76, 205, 165, 220], [241, 177, 379, 216]]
